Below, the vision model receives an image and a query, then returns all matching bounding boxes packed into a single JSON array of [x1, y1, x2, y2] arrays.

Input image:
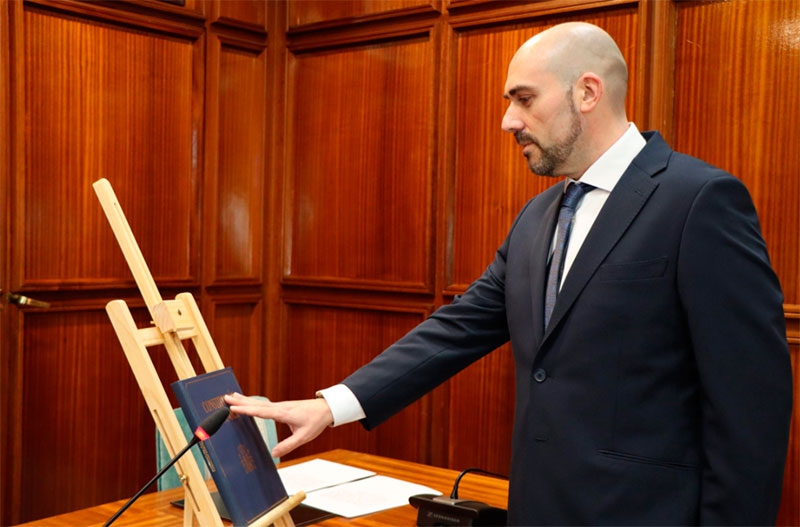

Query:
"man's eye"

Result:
[[517, 96, 532, 105]]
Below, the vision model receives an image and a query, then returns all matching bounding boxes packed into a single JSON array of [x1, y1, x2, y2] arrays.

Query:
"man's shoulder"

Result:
[[639, 130, 734, 183]]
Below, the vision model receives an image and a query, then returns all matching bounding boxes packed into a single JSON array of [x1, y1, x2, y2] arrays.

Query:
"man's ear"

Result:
[[576, 73, 602, 113]]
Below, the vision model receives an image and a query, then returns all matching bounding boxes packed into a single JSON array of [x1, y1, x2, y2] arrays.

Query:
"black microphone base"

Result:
[[409, 494, 507, 526]]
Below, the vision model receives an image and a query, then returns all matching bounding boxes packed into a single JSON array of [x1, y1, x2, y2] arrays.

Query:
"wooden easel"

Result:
[[93, 178, 304, 527]]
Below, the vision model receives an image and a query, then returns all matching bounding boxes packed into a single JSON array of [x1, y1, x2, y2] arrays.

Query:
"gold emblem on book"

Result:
[[237, 444, 256, 474]]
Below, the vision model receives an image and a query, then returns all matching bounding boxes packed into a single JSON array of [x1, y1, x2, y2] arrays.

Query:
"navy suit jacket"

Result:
[[343, 132, 792, 525]]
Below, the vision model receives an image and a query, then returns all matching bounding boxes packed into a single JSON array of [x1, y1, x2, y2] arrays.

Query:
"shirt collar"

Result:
[[565, 123, 646, 193]]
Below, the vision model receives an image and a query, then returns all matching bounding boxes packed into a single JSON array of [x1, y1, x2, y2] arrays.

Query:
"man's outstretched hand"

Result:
[[223, 393, 334, 458]]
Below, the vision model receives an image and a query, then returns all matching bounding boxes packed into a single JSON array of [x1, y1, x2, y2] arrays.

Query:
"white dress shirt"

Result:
[[556, 123, 646, 286], [319, 123, 647, 426]]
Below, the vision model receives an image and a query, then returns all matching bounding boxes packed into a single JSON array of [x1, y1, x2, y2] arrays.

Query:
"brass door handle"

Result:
[[5, 292, 51, 308]]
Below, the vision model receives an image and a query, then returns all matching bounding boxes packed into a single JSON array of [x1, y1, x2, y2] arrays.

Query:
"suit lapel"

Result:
[[530, 185, 563, 342], [542, 133, 670, 343]]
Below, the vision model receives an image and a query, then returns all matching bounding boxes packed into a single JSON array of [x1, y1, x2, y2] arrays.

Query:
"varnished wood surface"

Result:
[[212, 0, 267, 33], [783, 346, 800, 525], [278, 302, 434, 464], [2, 0, 270, 522], [16, 449, 509, 527], [284, 35, 435, 293], [287, 0, 438, 31], [19, 4, 201, 288], [205, 38, 268, 285]]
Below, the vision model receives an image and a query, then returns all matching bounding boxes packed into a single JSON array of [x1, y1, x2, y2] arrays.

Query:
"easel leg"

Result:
[[184, 502, 194, 527]]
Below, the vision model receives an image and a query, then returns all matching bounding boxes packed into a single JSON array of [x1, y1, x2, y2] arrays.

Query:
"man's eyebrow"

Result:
[[503, 85, 531, 99]]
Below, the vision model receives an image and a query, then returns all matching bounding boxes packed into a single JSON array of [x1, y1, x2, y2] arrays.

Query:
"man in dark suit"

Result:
[[226, 22, 792, 525]]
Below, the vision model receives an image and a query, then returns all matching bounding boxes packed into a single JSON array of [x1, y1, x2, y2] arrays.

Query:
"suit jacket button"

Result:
[[533, 368, 547, 383]]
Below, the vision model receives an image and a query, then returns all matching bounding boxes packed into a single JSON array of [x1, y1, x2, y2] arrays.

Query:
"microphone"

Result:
[[104, 407, 230, 527]]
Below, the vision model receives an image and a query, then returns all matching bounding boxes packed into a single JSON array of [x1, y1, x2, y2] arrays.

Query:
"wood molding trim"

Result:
[[287, 1, 441, 34], [23, 0, 205, 37], [447, 0, 637, 29], [786, 304, 800, 346], [634, 0, 677, 140]]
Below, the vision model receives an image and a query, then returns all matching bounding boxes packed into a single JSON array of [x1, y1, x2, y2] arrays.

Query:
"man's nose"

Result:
[[501, 105, 523, 133]]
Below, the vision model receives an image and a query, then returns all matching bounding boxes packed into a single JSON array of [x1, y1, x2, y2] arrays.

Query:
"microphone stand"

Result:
[[103, 437, 199, 527]]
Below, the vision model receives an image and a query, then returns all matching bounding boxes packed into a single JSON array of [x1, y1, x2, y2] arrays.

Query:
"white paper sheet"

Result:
[[301, 474, 442, 518], [277, 458, 375, 494], [277, 458, 442, 518]]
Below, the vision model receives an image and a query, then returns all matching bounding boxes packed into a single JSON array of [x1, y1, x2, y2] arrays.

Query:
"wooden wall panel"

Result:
[[781, 342, 799, 526], [207, 297, 265, 394], [449, 7, 640, 291], [672, 0, 800, 309], [284, 37, 435, 292], [280, 301, 433, 462], [0, 1, 15, 521], [4, 1, 209, 523], [208, 40, 267, 284], [18, 5, 201, 288], [211, 0, 267, 32], [287, 0, 439, 30], [18, 306, 172, 520], [447, 343, 515, 474]]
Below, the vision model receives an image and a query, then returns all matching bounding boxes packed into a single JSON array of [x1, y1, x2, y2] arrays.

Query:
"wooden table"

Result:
[[17, 449, 509, 526]]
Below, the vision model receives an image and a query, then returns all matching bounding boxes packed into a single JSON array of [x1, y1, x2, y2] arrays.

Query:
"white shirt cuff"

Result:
[[316, 384, 366, 427]]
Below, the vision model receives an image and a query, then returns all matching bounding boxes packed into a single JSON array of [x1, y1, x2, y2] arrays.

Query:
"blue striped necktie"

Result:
[[544, 182, 594, 328]]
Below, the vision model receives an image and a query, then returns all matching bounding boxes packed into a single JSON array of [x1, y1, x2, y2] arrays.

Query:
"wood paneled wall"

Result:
[[1, 0, 270, 523], [0, 0, 797, 525]]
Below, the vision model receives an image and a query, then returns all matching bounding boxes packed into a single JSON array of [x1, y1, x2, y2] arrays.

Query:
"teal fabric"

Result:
[[156, 402, 280, 491], [155, 408, 209, 490]]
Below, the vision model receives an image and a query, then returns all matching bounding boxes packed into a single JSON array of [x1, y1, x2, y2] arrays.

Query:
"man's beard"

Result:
[[516, 100, 582, 177]]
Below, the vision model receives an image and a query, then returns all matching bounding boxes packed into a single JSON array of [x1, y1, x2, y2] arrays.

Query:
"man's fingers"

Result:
[[272, 436, 302, 458], [227, 403, 258, 417], [224, 394, 276, 419], [224, 393, 263, 407], [272, 420, 327, 458], [221, 396, 333, 456]]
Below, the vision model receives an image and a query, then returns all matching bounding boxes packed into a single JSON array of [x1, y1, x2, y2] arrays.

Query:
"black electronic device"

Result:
[[409, 467, 508, 526], [409, 494, 507, 526]]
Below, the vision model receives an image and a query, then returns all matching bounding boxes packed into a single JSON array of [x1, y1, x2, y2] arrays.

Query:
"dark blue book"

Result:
[[171, 367, 288, 526]]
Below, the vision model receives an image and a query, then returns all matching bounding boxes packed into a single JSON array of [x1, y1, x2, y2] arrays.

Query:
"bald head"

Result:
[[512, 22, 628, 114], [501, 22, 631, 178]]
